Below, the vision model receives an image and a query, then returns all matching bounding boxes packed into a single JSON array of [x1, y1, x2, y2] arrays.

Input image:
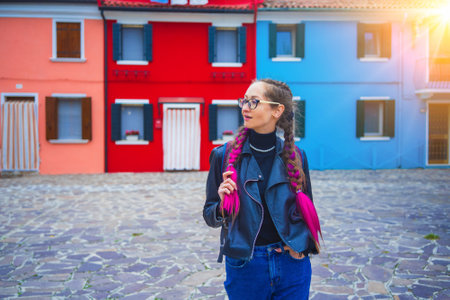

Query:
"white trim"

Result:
[[212, 62, 243, 68], [292, 96, 301, 101], [212, 21, 243, 27], [105, 11, 253, 24], [425, 100, 450, 166], [49, 139, 89, 144], [52, 18, 85, 61], [0, 3, 101, 19], [360, 96, 391, 100], [117, 60, 149, 66], [115, 99, 150, 105], [50, 58, 86, 63], [257, 10, 418, 23], [359, 57, 389, 62], [415, 89, 450, 100], [52, 93, 86, 98], [115, 140, 150, 145], [272, 57, 302, 62], [163, 103, 199, 110], [1, 92, 40, 171], [360, 137, 391, 141], [212, 100, 238, 106]]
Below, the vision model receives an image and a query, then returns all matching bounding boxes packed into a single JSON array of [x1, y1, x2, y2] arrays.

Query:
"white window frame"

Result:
[[276, 24, 296, 58], [358, 23, 389, 62], [117, 24, 149, 66], [48, 93, 88, 144], [51, 19, 86, 63], [212, 27, 243, 68], [114, 99, 149, 145], [212, 99, 240, 145], [359, 96, 392, 141]]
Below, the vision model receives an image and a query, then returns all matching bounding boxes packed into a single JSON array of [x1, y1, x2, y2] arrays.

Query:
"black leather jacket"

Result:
[[203, 137, 317, 262]]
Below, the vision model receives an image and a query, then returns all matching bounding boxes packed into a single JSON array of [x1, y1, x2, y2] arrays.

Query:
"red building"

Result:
[[98, 0, 258, 172]]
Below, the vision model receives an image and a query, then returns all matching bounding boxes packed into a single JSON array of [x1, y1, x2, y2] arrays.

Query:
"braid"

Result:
[[255, 78, 306, 193], [226, 126, 249, 167]]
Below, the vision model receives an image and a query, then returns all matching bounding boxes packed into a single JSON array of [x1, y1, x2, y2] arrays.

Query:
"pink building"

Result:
[[0, 0, 104, 174]]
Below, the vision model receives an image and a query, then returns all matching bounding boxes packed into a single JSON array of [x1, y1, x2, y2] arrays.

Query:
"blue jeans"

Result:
[[224, 242, 312, 299]]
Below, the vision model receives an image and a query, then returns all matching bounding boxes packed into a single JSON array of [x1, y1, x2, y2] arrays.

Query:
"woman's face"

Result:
[[242, 82, 284, 134]]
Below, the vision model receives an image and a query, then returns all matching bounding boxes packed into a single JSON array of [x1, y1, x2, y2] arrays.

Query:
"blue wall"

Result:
[[257, 20, 428, 169]]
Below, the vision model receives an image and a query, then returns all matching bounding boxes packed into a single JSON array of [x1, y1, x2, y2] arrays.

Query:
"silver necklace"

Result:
[[250, 143, 276, 153]]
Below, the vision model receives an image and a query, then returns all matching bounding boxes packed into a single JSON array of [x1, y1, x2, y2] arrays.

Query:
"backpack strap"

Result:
[[218, 142, 232, 263]]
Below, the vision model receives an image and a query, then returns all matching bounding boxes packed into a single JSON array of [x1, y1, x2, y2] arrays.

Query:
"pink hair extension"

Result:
[[295, 190, 323, 249], [221, 128, 249, 218]]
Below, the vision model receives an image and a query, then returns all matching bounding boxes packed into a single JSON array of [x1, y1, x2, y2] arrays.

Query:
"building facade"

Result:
[[100, 0, 257, 172], [257, 0, 450, 169], [0, 0, 105, 174]]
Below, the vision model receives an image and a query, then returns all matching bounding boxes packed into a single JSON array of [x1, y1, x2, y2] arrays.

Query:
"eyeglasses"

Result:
[[238, 98, 280, 110]]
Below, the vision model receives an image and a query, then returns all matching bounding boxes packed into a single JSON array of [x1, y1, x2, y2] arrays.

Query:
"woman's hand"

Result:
[[275, 245, 305, 259], [218, 170, 237, 202]]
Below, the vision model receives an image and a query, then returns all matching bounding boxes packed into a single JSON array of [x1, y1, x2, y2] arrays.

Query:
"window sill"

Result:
[[272, 57, 302, 62], [117, 60, 149, 65], [50, 58, 86, 63], [212, 137, 235, 145], [212, 62, 243, 68], [359, 57, 389, 62], [115, 140, 149, 145], [359, 136, 391, 141], [49, 139, 89, 144]]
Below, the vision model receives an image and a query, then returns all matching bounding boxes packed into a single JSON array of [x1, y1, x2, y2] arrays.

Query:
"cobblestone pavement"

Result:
[[0, 169, 449, 300]]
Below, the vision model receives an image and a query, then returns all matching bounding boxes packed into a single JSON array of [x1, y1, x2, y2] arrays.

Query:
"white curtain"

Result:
[[1, 101, 39, 171]]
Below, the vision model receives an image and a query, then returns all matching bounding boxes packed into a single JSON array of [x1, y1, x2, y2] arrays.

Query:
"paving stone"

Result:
[[0, 170, 448, 299]]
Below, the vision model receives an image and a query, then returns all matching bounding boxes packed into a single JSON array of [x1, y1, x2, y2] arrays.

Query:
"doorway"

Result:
[[163, 103, 200, 170], [1, 94, 39, 171], [428, 102, 450, 165]]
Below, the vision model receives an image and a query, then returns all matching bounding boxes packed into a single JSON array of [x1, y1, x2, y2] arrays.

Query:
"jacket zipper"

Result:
[[243, 178, 264, 259]]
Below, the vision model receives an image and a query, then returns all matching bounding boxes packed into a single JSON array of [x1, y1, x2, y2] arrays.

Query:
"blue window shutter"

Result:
[[296, 23, 305, 58], [111, 103, 122, 141], [144, 24, 153, 62], [383, 100, 395, 137], [209, 104, 218, 141], [295, 100, 305, 138], [269, 23, 277, 58], [143, 104, 153, 141], [238, 106, 244, 126], [113, 23, 122, 61], [208, 26, 216, 63], [356, 100, 365, 138], [238, 26, 247, 63]]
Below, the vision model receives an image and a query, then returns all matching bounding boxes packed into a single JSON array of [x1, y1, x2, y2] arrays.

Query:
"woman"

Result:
[[203, 79, 322, 299]]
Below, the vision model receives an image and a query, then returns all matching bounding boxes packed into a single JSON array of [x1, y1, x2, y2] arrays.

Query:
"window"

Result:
[[46, 97, 91, 142], [111, 101, 153, 143], [113, 24, 152, 63], [294, 100, 305, 138], [429, 23, 450, 81], [356, 100, 395, 138], [209, 102, 243, 142], [269, 23, 305, 59], [357, 23, 391, 59], [208, 26, 246, 65], [52, 20, 85, 61]]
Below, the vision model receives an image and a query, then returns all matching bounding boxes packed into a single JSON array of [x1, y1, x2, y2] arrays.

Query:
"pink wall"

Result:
[[0, 17, 104, 174]]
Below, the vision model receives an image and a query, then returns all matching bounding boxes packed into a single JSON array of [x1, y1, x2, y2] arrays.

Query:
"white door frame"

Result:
[[163, 103, 201, 170]]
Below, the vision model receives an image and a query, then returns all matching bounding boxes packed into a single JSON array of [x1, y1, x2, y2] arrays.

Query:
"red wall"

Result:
[[106, 20, 255, 172]]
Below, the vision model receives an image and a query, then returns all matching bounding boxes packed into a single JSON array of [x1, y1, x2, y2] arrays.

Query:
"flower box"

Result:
[[125, 130, 140, 141]]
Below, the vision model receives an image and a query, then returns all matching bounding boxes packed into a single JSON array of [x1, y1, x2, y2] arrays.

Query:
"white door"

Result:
[[1, 96, 39, 171], [163, 103, 200, 170]]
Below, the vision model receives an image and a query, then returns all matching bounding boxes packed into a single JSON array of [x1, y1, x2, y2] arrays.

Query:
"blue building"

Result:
[[257, 0, 450, 169]]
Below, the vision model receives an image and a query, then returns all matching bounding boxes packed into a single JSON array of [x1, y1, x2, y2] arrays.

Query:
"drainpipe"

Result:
[[100, 6, 108, 173]]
